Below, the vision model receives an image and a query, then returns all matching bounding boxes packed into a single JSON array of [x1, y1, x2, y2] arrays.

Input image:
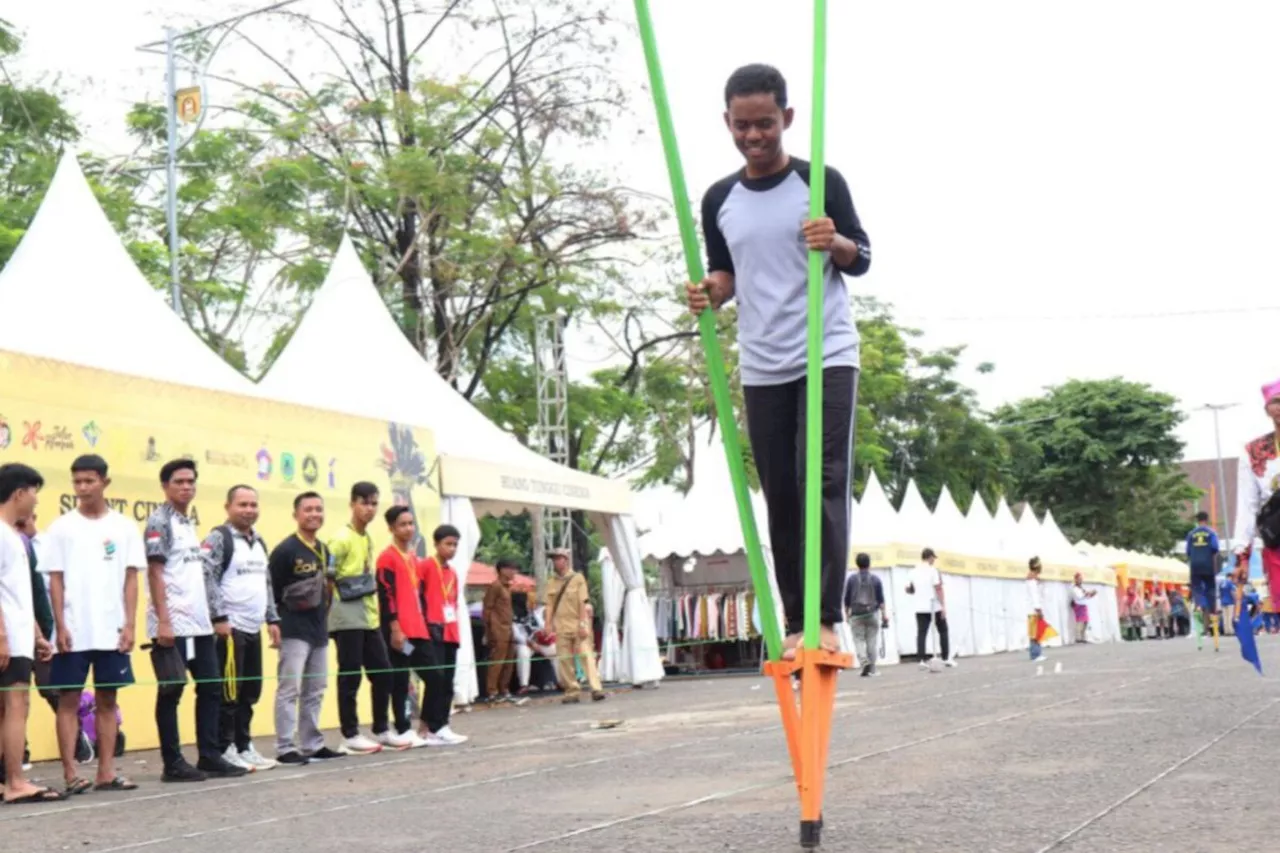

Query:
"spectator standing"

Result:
[[0, 463, 60, 804], [145, 459, 244, 781], [270, 492, 343, 765], [374, 506, 432, 748], [483, 559, 523, 704], [43, 455, 144, 793], [908, 548, 954, 669], [843, 553, 886, 677], [328, 483, 404, 754], [545, 548, 605, 703], [1026, 558, 1049, 663], [1069, 573, 1097, 644], [202, 485, 281, 772], [420, 525, 468, 745]]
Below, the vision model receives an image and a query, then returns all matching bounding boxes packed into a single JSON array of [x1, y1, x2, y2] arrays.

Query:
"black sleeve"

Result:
[[824, 166, 871, 276], [268, 542, 289, 611], [701, 175, 737, 276]]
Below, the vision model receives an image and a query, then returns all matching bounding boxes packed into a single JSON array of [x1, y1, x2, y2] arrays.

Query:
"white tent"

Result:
[[0, 153, 257, 395], [257, 238, 662, 700], [852, 470, 901, 549], [896, 480, 934, 547], [930, 486, 968, 555]]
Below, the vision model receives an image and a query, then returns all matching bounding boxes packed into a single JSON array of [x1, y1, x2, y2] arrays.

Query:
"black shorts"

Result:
[[0, 656, 34, 688]]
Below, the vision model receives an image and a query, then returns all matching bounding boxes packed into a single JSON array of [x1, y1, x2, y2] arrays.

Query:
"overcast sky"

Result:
[[8, 0, 1280, 463]]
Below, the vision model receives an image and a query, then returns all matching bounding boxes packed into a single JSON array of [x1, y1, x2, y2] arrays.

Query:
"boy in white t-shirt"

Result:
[[1026, 557, 1049, 663], [907, 548, 955, 669], [43, 455, 145, 793], [0, 463, 59, 804]]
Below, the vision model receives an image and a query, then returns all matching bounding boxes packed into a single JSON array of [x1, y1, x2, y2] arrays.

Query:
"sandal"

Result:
[[6, 787, 67, 804], [64, 777, 92, 796], [93, 777, 138, 792]]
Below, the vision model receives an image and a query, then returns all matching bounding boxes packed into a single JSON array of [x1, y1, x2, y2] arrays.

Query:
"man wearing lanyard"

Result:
[[375, 506, 432, 747], [328, 483, 404, 754], [145, 459, 245, 782], [270, 492, 342, 765], [420, 524, 467, 746]]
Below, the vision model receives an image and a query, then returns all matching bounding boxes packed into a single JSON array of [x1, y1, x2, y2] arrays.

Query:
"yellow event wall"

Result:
[[0, 350, 441, 761]]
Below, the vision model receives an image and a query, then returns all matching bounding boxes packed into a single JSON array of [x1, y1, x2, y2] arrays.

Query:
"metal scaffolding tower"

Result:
[[533, 314, 571, 582]]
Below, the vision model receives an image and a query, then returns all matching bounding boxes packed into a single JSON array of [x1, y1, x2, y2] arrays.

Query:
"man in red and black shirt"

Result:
[[419, 524, 467, 746], [375, 507, 433, 748]]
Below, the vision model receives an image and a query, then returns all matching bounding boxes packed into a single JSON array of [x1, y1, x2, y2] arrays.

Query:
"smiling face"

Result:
[[725, 92, 793, 176]]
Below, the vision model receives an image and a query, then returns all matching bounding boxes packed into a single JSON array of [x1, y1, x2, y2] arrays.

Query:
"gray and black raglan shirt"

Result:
[[702, 159, 871, 387]]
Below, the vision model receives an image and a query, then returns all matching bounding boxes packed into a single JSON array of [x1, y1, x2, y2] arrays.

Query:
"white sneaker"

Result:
[[918, 661, 930, 671], [404, 731, 431, 749], [1031, 654, 1049, 663], [436, 726, 469, 745], [377, 730, 414, 750], [239, 745, 277, 771], [944, 658, 959, 668], [223, 745, 255, 772], [338, 734, 384, 755]]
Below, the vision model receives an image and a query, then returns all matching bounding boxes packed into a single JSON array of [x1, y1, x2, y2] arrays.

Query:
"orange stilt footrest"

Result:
[[763, 648, 852, 849]]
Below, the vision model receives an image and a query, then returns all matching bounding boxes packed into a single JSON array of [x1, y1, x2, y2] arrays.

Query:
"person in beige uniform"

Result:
[[544, 548, 605, 704]]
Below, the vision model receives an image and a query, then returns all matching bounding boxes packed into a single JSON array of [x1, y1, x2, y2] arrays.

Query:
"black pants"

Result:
[[744, 366, 857, 633], [152, 634, 221, 770], [216, 629, 263, 753], [381, 632, 435, 734], [332, 628, 393, 738], [916, 612, 950, 661], [423, 640, 458, 734]]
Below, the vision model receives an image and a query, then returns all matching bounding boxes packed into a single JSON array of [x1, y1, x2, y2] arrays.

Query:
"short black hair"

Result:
[[855, 553, 871, 570], [921, 548, 936, 561], [385, 505, 413, 526], [293, 491, 323, 510], [1029, 556, 1043, 572], [433, 523, 460, 543], [159, 458, 197, 485], [226, 484, 257, 503], [724, 63, 788, 109], [1195, 511, 1209, 523], [0, 463, 44, 503], [351, 481, 379, 502], [71, 454, 109, 478], [496, 558, 520, 572]]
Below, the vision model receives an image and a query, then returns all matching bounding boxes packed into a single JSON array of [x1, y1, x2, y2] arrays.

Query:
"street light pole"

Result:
[[141, 0, 303, 316], [1200, 403, 1237, 548], [164, 27, 181, 314]]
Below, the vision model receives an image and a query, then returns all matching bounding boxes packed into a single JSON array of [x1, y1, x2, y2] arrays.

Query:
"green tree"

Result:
[[993, 378, 1197, 553]]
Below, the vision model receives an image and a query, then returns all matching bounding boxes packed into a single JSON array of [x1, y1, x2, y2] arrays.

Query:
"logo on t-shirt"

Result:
[[103, 539, 116, 560]]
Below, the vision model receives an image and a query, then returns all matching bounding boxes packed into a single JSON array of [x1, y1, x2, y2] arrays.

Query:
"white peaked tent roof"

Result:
[[638, 424, 771, 559], [257, 237, 628, 514], [963, 491, 995, 552], [896, 479, 934, 543], [0, 152, 256, 394], [992, 497, 1020, 557], [1015, 503, 1043, 558], [852, 470, 900, 548], [930, 486, 967, 554]]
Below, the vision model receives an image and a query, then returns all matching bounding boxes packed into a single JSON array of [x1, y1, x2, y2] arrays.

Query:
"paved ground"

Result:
[[4, 635, 1277, 852]]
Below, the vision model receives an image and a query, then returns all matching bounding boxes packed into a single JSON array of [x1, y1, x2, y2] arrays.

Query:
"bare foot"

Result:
[[820, 625, 840, 653], [781, 632, 802, 660]]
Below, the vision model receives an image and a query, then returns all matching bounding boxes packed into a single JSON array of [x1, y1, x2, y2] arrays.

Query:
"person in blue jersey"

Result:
[[686, 63, 871, 660], [1185, 512, 1220, 632]]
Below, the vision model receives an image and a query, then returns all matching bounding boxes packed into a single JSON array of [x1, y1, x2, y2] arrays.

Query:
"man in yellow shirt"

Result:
[[544, 548, 604, 704], [328, 482, 408, 753]]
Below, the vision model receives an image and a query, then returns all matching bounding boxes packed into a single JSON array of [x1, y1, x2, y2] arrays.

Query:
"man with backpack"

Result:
[[202, 485, 280, 772], [843, 553, 887, 677]]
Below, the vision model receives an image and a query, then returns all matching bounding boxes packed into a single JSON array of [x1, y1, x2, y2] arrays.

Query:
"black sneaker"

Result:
[[277, 751, 311, 766], [306, 747, 345, 761], [196, 756, 248, 778], [162, 760, 208, 783], [591, 691, 607, 702]]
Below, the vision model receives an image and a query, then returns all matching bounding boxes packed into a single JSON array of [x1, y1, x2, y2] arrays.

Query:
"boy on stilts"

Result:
[[687, 64, 871, 659]]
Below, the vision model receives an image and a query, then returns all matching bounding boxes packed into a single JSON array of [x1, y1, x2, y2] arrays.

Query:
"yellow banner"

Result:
[[440, 454, 632, 514], [0, 350, 441, 759]]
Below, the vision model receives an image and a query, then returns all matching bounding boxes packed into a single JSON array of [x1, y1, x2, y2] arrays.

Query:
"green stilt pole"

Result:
[[632, 0, 784, 662], [803, 0, 829, 651]]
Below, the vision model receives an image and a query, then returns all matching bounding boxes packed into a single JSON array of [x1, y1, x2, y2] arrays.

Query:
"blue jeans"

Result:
[[1028, 640, 1042, 660]]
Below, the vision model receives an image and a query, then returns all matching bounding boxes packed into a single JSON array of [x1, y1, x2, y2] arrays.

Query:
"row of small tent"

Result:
[[637, 427, 1188, 588]]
